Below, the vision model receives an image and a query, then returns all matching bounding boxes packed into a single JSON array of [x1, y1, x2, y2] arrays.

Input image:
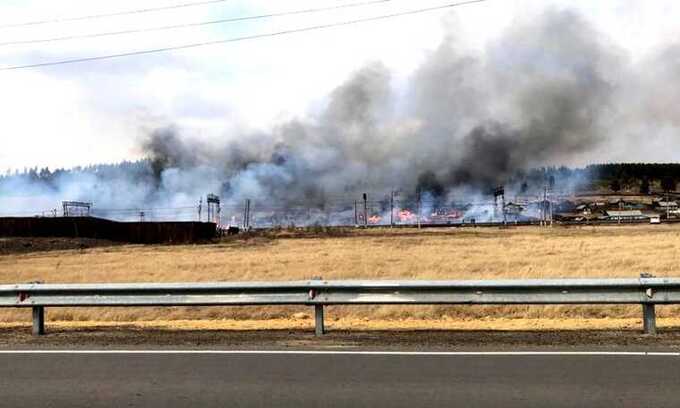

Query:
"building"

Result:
[[655, 201, 679, 211], [504, 202, 524, 216], [575, 204, 592, 215], [553, 212, 587, 222], [604, 209, 647, 221], [555, 200, 577, 213]]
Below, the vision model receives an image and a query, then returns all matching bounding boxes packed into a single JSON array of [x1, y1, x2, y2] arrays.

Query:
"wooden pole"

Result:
[[354, 200, 358, 227], [416, 191, 421, 229], [390, 191, 394, 228], [363, 193, 368, 228]]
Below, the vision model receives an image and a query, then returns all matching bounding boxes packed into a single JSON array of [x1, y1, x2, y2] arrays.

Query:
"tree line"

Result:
[[0, 160, 156, 190], [2, 160, 679, 194]]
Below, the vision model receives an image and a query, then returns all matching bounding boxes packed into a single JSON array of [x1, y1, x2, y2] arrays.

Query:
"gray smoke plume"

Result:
[[143, 8, 623, 203], [2, 7, 679, 220]]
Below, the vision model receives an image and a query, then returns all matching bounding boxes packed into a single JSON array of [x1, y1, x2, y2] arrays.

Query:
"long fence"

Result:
[[2, 276, 676, 336], [0, 217, 217, 243]]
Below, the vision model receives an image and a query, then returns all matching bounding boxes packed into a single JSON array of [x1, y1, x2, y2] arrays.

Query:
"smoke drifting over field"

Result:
[[143, 8, 620, 203], [2, 8, 680, 217]]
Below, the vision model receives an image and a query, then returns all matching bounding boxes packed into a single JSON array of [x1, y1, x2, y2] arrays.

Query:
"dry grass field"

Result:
[[2, 224, 680, 327]]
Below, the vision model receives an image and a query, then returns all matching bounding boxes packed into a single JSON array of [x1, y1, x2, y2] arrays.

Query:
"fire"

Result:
[[397, 209, 417, 222], [368, 215, 382, 224]]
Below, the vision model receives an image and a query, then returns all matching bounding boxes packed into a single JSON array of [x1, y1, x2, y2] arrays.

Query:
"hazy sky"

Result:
[[1, 0, 678, 171]]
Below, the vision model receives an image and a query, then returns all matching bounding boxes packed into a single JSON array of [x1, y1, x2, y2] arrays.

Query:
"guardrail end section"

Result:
[[32, 306, 45, 336]]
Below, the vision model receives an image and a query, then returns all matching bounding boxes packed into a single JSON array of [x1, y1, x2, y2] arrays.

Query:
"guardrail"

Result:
[[1, 275, 676, 336]]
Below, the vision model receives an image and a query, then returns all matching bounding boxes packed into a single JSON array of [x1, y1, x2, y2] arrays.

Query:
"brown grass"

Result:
[[3, 317, 680, 332], [2, 224, 680, 324]]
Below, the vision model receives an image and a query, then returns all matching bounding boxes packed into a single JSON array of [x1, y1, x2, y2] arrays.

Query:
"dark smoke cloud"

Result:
[[142, 8, 626, 203], [143, 127, 204, 179], [4, 7, 679, 217], [426, 8, 619, 188], [143, 62, 399, 205]]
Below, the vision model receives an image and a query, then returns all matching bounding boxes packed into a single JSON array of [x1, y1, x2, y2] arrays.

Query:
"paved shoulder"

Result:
[[1, 351, 679, 408]]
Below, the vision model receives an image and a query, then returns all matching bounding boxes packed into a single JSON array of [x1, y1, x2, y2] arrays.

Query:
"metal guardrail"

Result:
[[1, 275, 676, 336]]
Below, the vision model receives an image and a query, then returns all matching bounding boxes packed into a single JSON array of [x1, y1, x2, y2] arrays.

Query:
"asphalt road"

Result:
[[1, 351, 679, 407]]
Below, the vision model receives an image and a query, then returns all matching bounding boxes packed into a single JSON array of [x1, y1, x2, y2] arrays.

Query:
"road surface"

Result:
[[1, 351, 679, 407]]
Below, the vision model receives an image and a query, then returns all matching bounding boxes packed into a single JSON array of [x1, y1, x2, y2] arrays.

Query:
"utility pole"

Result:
[[243, 199, 247, 229], [390, 190, 395, 228], [242, 199, 251, 230], [198, 198, 202, 222], [416, 190, 421, 229], [502, 190, 507, 227], [547, 186, 553, 227], [363, 193, 368, 228], [354, 200, 358, 227], [544, 186, 548, 227], [549, 194, 553, 227]]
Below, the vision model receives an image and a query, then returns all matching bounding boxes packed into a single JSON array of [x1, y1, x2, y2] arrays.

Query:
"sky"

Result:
[[0, 0, 679, 172]]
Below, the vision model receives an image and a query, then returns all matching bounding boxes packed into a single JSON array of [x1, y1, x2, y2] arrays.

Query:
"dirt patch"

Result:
[[0, 318, 680, 350], [0, 237, 121, 255]]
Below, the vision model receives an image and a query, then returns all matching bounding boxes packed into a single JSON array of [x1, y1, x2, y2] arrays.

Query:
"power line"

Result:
[[0, 0, 492, 71], [92, 206, 197, 212], [0, 0, 393, 47], [0, 0, 229, 29]]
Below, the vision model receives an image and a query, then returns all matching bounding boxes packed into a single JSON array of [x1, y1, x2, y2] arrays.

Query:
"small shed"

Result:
[[504, 202, 524, 215], [604, 209, 646, 221], [655, 201, 678, 210]]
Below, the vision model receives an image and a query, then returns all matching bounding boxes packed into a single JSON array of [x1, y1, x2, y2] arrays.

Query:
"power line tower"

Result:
[[206, 194, 221, 224], [62, 201, 91, 217], [493, 186, 506, 225], [543, 185, 552, 227]]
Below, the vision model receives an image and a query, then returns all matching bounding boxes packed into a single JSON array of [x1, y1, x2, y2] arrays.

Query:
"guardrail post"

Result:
[[641, 273, 657, 335], [315, 304, 325, 336], [311, 276, 325, 336], [642, 304, 656, 335], [32, 306, 45, 336]]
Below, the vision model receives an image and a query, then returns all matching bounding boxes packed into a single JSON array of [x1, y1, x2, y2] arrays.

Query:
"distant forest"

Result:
[[512, 163, 680, 193], [2, 160, 680, 195], [0, 160, 156, 187]]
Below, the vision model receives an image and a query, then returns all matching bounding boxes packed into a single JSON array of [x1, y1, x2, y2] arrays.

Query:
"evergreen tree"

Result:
[[640, 178, 650, 195], [662, 176, 676, 193]]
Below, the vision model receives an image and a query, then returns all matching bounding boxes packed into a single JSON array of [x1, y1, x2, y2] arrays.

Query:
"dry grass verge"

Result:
[[2, 317, 678, 332], [1, 224, 680, 324]]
